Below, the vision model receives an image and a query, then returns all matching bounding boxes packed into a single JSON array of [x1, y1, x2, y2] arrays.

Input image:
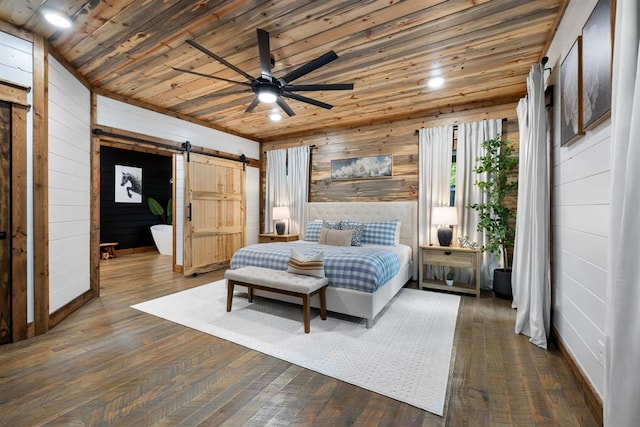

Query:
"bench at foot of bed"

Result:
[[224, 266, 329, 333]]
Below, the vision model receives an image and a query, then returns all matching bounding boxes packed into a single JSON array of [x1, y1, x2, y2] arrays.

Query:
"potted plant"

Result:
[[468, 135, 518, 299], [148, 197, 173, 255], [445, 270, 454, 286], [148, 197, 172, 225]]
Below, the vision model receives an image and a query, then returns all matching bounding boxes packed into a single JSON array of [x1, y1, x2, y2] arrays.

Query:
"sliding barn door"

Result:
[[183, 153, 245, 276]]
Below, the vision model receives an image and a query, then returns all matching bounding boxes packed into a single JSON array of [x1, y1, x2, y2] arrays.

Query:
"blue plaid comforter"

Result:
[[230, 243, 400, 293]]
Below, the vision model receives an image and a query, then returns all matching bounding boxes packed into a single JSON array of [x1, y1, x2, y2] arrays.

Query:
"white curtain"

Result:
[[605, 1, 640, 425], [511, 64, 550, 349], [287, 146, 310, 235], [418, 126, 453, 247], [264, 148, 288, 233], [455, 119, 502, 287]]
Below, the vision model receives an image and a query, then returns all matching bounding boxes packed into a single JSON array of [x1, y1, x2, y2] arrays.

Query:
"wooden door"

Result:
[[0, 101, 11, 344], [183, 153, 245, 276], [0, 80, 29, 344]]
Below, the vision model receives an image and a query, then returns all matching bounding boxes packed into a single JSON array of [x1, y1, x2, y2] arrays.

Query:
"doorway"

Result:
[[99, 146, 173, 256]]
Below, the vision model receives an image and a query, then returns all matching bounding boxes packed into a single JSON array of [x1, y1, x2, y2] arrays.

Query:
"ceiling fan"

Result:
[[173, 28, 354, 117]]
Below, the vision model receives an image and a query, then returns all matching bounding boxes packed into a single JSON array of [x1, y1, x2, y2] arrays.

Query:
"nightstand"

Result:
[[419, 245, 481, 298], [258, 233, 299, 243]]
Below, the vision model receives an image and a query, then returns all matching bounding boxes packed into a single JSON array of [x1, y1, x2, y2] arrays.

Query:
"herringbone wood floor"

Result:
[[0, 252, 598, 426]]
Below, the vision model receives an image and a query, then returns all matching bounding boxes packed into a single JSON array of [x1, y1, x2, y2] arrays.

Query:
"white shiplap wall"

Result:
[[48, 56, 91, 312], [96, 96, 259, 159], [545, 0, 609, 398], [0, 31, 34, 322], [96, 95, 261, 252]]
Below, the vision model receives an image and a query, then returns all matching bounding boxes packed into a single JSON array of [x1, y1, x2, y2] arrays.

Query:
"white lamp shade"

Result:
[[272, 206, 290, 220], [431, 206, 458, 225]]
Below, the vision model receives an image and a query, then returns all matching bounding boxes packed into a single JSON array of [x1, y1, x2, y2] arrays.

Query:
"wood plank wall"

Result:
[[260, 99, 520, 231]]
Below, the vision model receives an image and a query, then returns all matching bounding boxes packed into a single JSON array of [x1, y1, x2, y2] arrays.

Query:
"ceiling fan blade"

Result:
[[284, 83, 354, 91], [276, 98, 296, 117], [257, 29, 272, 79], [172, 67, 251, 86], [186, 39, 255, 82], [245, 97, 260, 113], [282, 92, 333, 110], [279, 51, 339, 85]]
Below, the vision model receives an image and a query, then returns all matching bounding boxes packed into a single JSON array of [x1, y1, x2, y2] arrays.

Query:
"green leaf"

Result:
[[466, 134, 518, 268], [148, 197, 164, 216]]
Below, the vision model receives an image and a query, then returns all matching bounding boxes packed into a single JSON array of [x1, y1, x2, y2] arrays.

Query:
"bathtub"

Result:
[[150, 224, 173, 256]]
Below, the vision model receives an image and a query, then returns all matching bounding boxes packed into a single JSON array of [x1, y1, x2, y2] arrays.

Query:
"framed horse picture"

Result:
[[115, 165, 142, 203]]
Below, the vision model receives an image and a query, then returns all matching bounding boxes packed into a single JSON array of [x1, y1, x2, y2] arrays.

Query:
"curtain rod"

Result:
[[263, 144, 317, 154], [93, 128, 248, 166], [413, 117, 508, 136]]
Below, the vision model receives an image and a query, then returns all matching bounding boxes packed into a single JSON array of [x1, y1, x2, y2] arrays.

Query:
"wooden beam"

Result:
[[93, 125, 260, 168], [0, 19, 33, 42], [32, 33, 49, 335], [90, 92, 100, 298]]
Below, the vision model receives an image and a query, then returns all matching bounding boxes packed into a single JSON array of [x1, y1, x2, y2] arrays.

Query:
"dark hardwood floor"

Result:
[[0, 252, 599, 426]]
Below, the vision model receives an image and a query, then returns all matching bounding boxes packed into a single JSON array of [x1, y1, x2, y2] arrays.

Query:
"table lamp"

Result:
[[432, 206, 458, 247], [272, 206, 290, 235]]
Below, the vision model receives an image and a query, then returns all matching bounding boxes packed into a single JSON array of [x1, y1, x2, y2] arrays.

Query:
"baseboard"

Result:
[[550, 326, 603, 426], [49, 289, 97, 329], [114, 246, 156, 256]]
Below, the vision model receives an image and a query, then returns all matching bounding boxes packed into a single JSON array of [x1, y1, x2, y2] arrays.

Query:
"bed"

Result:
[[230, 201, 417, 327]]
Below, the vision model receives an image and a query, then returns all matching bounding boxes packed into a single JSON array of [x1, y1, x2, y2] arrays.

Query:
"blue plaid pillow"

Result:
[[322, 220, 341, 230], [340, 220, 365, 246], [303, 221, 323, 241], [361, 220, 401, 246]]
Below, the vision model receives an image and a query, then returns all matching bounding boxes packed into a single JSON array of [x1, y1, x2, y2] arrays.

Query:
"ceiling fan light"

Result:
[[43, 11, 73, 28], [258, 89, 278, 103]]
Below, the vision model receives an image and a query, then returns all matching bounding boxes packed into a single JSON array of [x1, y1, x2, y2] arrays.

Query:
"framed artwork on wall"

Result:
[[115, 165, 142, 203], [331, 154, 393, 181], [560, 37, 583, 146], [581, 0, 613, 131]]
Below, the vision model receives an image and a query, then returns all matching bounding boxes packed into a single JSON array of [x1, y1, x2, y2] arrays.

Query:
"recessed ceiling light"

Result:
[[427, 77, 445, 89], [269, 111, 282, 122], [43, 11, 73, 29]]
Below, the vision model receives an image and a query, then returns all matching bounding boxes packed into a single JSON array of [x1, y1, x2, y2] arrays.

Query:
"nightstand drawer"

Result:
[[423, 249, 476, 268]]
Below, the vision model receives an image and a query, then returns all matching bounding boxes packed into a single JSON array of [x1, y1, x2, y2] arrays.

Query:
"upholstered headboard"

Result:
[[307, 201, 418, 278]]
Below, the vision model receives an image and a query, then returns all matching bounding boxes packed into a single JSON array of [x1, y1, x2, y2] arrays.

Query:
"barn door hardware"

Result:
[[182, 140, 192, 162]]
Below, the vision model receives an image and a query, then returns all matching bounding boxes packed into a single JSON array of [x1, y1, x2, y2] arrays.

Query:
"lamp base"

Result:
[[437, 227, 453, 247], [275, 221, 286, 235]]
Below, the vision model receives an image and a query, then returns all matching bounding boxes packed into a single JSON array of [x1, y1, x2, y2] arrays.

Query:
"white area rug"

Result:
[[132, 280, 460, 415]]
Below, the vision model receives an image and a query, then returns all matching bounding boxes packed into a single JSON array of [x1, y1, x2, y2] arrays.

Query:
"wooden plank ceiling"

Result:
[[0, 0, 564, 141]]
